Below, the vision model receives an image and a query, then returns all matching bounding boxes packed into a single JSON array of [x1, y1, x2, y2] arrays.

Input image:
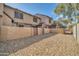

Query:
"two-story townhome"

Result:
[[35, 14, 53, 34], [0, 4, 42, 40], [0, 3, 53, 40], [1, 4, 41, 27], [35, 14, 53, 28]]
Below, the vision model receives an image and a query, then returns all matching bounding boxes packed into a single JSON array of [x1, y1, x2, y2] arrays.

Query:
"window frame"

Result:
[[14, 11, 23, 19], [49, 19, 51, 23], [33, 17, 38, 23]]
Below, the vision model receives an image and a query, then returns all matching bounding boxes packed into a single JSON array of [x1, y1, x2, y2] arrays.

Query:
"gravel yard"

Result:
[[0, 33, 56, 56], [9, 34, 79, 56]]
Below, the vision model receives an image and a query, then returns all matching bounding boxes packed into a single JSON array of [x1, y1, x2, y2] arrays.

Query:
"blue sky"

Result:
[[6, 3, 58, 20]]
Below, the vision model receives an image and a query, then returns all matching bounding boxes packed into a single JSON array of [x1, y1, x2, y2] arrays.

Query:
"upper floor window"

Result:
[[33, 17, 37, 22], [15, 11, 23, 19], [49, 20, 51, 23]]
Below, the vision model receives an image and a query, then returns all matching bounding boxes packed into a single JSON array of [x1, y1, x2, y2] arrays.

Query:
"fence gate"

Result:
[[34, 27, 38, 36], [42, 28, 44, 35]]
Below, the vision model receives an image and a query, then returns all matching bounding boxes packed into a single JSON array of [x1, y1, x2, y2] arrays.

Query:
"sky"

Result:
[[6, 3, 58, 20]]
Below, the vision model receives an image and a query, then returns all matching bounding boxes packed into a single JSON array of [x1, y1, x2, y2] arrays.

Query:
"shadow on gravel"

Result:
[[0, 32, 58, 56]]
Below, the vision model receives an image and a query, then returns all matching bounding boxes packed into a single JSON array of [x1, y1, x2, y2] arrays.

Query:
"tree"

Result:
[[54, 3, 78, 28], [54, 4, 65, 15]]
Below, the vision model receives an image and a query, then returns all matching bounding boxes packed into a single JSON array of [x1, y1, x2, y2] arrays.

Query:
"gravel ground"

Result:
[[9, 34, 79, 56], [0, 33, 56, 56]]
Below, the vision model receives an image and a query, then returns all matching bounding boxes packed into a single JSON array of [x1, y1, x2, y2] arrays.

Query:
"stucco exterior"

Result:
[[35, 14, 53, 27], [3, 5, 41, 26], [73, 24, 79, 43]]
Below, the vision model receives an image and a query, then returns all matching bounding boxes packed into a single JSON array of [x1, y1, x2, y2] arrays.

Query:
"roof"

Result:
[[33, 15, 41, 19], [4, 4, 52, 20], [35, 14, 53, 20]]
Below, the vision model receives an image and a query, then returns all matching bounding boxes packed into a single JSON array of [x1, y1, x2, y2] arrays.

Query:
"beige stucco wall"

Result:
[[73, 25, 76, 40], [36, 15, 52, 25], [3, 6, 41, 26], [0, 3, 4, 40], [73, 24, 79, 43], [0, 3, 3, 16], [77, 24, 79, 43], [4, 6, 34, 25], [2, 13, 12, 26], [0, 4, 3, 27]]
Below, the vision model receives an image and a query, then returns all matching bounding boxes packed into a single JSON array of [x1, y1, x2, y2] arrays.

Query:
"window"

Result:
[[15, 11, 23, 19], [33, 17, 37, 22], [49, 20, 51, 23]]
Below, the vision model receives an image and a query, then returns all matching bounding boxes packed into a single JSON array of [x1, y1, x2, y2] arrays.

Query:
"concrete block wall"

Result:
[[0, 26, 8, 40], [56, 28, 64, 34], [0, 26, 33, 41], [38, 28, 42, 35], [0, 26, 52, 41], [44, 28, 49, 34]]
